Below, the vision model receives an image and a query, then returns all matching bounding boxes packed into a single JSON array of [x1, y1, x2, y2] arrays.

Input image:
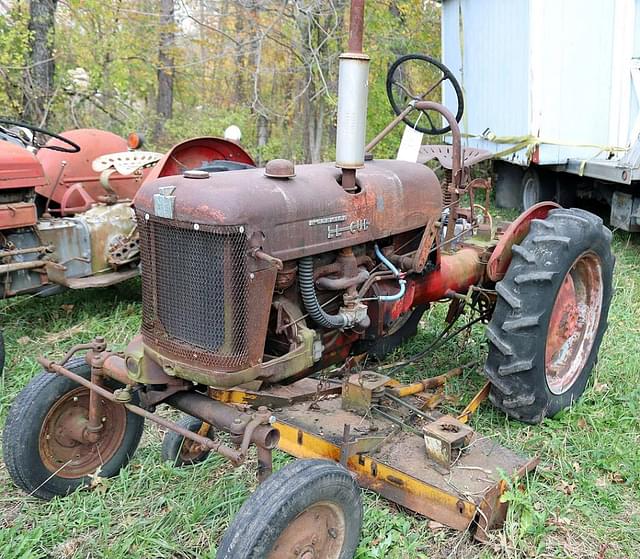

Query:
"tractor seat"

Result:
[[92, 150, 163, 176], [418, 145, 493, 170]]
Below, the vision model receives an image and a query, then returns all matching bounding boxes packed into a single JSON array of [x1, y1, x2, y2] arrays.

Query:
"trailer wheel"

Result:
[[522, 168, 555, 209], [161, 415, 213, 466], [217, 460, 362, 559], [484, 208, 614, 423], [2, 357, 144, 500]]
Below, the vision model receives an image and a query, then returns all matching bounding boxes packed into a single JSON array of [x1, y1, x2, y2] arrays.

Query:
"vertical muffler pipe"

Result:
[[336, 0, 370, 192]]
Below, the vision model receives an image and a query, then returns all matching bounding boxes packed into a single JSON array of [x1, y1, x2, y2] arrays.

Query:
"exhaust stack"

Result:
[[336, 0, 370, 191]]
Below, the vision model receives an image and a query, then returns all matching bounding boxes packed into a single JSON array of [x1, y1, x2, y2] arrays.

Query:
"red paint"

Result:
[[36, 129, 144, 208], [384, 248, 484, 322], [487, 201, 560, 281], [143, 137, 256, 183], [0, 141, 46, 189]]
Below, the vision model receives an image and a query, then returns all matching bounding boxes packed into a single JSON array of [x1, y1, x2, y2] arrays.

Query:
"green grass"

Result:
[[1, 232, 640, 558]]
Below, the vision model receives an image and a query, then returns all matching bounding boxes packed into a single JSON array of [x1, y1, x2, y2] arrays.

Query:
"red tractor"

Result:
[[0, 120, 256, 374], [3, 3, 614, 556]]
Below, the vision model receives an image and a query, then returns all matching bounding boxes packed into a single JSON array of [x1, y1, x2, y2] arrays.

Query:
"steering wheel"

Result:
[[0, 119, 81, 153], [386, 54, 464, 135]]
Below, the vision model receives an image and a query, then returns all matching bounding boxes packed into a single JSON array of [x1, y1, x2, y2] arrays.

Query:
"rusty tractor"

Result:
[[0, 120, 255, 374], [3, 2, 614, 557]]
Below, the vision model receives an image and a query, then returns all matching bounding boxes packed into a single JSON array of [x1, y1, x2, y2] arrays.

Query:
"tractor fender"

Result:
[[486, 201, 560, 282]]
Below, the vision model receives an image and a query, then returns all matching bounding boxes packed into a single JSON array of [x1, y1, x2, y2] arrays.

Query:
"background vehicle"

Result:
[[441, 0, 640, 229], [0, 121, 256, 373]]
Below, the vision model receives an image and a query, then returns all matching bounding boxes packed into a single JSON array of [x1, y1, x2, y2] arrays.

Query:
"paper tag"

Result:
[[396, 126, 424, 162]]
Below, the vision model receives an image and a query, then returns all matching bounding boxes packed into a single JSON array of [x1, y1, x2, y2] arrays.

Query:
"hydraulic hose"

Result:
[[299, 257, 348, 329], [374, 244, 407, 302]]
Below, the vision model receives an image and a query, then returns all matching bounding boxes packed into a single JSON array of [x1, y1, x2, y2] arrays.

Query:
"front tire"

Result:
[[484, 208, 614, 423], [2, 357, 145, 499], [218, 460, 363, 559], [161, 415, 213, 466]]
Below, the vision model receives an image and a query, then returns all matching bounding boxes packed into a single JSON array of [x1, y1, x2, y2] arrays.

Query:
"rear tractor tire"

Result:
[[161, 415, 213, 467], [218, 459, 363, 559], [2, 357, 145, 499], [484, 208, 614, 423]]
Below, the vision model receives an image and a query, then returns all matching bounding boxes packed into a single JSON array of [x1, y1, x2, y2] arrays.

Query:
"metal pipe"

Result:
[[0, 260, 46, 274], [0, 245, 51, 259], [166, 391, 280, 450], [347, 0, 365, 53]]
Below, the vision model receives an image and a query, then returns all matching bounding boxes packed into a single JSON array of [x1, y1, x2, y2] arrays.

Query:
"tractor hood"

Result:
[[0, 140, 46, 189], [133, 159, 442, 261]]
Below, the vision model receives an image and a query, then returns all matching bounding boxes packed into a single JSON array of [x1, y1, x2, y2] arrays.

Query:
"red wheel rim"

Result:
[[545, 252, 603, 395]]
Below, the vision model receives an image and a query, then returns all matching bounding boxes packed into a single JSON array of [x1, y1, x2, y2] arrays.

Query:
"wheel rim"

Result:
[[545, 252, 603, 395], [268, 501, 346, 559], [522, 176, 539, 209], [179, 438, 207, 462], [39, 387, 127, 478]]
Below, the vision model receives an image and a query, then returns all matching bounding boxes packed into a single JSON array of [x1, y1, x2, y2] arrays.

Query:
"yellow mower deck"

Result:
[[211, 377, 538, 540]]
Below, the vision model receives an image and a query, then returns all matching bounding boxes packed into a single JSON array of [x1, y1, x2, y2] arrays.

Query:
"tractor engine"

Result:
[[128, 157, 484, 388]]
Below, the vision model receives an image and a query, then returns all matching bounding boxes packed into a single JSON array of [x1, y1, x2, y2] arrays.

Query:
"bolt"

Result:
[[101, 417, 107, 423], [73, 396, 79, 402], [233, 418, 243, 425]]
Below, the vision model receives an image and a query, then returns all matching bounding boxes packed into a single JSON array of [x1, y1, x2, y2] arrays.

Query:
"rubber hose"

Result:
[[298, 257, 348, 329]]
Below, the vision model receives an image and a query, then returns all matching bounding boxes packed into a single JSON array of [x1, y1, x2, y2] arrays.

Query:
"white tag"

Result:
[[396, 126, 424, 162]]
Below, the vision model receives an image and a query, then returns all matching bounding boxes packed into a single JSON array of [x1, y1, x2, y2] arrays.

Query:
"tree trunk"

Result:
[[153, 0, 175, 142], [23, 0, 58, 126]]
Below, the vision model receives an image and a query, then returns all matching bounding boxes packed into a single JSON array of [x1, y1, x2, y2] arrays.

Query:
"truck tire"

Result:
[[218, 459, 362, 559], [522, 168, 555, 210], [484, 208, 614, 423]]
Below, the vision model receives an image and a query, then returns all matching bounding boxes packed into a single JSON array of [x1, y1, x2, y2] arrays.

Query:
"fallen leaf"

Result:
[[572, 461, 581, 473], [556, 480, 575, 495], [428, 520, 446, 530], [609, 472, 626, 484], [595, 477, 608, 488], [577, 418, 587, 429], [61, 304, 74, 313], [594, 383, 609, 393], [17, 336, 31, 345]]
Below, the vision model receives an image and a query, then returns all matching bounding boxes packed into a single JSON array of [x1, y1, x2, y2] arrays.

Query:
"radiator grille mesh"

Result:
[[137, 211, 249, 369]]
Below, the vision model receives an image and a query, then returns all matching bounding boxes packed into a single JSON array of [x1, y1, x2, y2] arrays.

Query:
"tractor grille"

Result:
[[137, 212, 249, 369]]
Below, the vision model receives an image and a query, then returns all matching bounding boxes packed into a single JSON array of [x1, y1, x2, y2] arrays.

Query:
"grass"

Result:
[[1, 231, 639, 558]]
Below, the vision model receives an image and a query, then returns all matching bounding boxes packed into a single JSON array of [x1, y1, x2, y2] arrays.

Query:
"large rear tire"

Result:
[[217, 459, 362, 559], [2, 357, 145, 499], [484, 208, 614, 423]]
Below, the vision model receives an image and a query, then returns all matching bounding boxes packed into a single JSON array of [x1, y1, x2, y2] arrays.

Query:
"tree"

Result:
[[153, 0, 175, 141], [22, 0, 58, 125]]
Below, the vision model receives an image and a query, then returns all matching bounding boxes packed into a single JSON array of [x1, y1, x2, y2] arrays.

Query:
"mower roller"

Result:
[[4, 2, 614, 557]]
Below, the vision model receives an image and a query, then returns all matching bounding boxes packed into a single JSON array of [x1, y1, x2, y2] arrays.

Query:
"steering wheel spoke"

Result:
[[386, 54, 464, 135]]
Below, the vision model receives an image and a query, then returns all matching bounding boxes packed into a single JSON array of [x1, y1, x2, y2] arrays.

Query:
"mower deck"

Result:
[[216, 377, 538, 539]]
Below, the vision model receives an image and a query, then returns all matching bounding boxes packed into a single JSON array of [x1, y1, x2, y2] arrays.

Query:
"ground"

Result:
[[0, 231, 639, 559]]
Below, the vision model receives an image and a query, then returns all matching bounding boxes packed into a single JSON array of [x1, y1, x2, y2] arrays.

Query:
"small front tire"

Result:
[[2, 357, 145, 500], [217, 459, 363, 559], [161, 415, 213, 466]]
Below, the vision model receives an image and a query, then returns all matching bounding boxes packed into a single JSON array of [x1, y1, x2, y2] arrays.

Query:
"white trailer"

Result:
[[441, 0, 640, 231]]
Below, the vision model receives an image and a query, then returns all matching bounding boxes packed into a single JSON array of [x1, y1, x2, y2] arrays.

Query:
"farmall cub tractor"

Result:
[[4, 3, 614, 557], [0, 119, 255, 375]]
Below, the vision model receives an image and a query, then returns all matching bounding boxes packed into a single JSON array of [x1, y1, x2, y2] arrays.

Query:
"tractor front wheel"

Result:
[[217, 459, 362, 559], [2, 357, 144, 499], [161, 415, 213, 466], [484, 208, 614, 423]]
